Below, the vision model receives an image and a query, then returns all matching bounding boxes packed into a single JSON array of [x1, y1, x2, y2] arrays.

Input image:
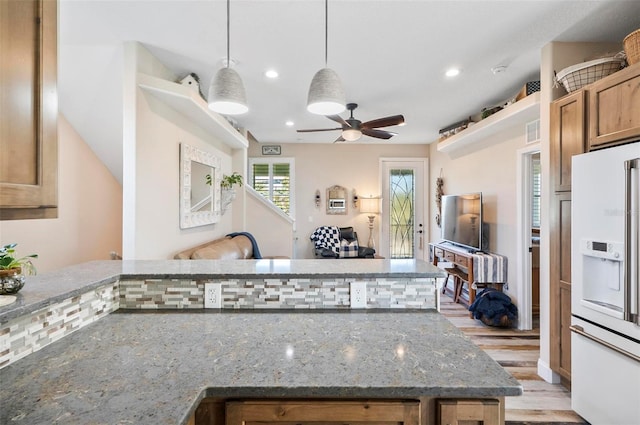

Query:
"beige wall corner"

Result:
[[0, 114, 123, 273]]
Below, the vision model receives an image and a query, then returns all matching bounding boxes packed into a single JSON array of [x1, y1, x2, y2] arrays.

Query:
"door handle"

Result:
[[624, 158, 639, 324], [570, 325, 640, 362]]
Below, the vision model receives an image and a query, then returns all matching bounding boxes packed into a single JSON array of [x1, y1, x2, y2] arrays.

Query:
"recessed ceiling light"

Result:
[[265, 69, 279, 79], [445, 68, 461, 77], [285, 121, 294, 127]]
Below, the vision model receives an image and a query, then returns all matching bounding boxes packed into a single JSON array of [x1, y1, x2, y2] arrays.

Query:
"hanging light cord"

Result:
[[324, 0, 328, 66], [226, 0, 230, 68]]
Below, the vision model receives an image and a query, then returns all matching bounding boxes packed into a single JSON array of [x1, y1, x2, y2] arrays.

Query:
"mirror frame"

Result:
[[180, 143, 221, 229], [326, 185, 348, 215]]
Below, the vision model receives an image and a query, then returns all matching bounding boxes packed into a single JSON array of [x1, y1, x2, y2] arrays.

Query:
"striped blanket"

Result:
[[472, 252, 508, 284]]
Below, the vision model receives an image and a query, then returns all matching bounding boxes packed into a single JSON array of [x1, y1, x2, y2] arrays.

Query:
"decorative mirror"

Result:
[[180, 143, 221, 228], [326, 185, 348, 215]]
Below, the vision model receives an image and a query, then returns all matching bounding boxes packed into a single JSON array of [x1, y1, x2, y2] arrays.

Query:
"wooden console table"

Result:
[[429, 242, 508, 309]]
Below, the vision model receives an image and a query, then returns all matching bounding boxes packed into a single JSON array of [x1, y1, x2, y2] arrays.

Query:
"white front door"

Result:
[[380, 159, 428, 261]]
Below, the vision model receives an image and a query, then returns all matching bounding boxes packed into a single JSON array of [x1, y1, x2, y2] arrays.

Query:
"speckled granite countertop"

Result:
[[0, 310, 521, 425], [0, 259, 446, 324]]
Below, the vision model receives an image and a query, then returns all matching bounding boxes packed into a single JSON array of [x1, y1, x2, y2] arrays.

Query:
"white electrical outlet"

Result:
[[350, 281, 367, 308], [204, 282, 222, 308]]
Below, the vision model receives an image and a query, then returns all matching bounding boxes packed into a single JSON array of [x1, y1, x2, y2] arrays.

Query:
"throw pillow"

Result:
[[339, 238, 359, 258], [339, 227, 356, 241]]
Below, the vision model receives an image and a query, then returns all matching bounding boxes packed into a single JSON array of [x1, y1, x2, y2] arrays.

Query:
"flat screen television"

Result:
[[440, 192, 485, 252]]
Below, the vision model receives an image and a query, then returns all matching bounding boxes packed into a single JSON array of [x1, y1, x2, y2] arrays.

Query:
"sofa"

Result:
[[310, 226, 376, 259], [174, 233, 287, 260]]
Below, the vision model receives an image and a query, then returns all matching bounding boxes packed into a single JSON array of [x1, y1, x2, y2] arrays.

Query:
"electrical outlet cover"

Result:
[[350, 281, 367, 308], [204, 282, 222, 308]]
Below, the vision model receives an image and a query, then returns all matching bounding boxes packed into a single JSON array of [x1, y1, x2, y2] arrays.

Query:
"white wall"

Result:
[[428, 125, 525, 294], [0, 115, 122, 273], [245, 191, 294, 258], [122, 42, 237, 259], [247, 141, 430, 259]]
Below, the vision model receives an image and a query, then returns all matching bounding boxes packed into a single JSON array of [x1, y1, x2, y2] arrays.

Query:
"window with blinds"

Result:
[[249, 159, 294, 217], [532, 156, 541, 229]]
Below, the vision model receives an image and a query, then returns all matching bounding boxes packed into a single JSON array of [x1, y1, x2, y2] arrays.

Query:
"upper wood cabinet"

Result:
[[588, 62, 640, 150], [0, 0, 58, 220], [550, 90, 586, 192]]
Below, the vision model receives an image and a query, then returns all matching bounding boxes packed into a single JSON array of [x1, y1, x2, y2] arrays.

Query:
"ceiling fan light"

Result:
[[208, 67, 248, 115], [307, 68, 346, 115], [342, 128, 362, 141]]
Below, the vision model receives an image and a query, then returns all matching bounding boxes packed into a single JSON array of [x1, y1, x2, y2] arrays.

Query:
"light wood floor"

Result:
[[439, 292, 588, 425]]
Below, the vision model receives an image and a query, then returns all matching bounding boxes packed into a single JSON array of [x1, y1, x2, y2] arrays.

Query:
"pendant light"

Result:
[[208, 0, 248, 115], [306, 0, 346, 115]]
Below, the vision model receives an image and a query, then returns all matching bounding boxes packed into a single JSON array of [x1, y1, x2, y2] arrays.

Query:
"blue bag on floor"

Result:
[[468, 287, 518, 327]]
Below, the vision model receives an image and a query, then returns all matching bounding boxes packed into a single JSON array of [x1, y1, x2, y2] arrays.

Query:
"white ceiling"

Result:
[[58, 0, 640, 182]]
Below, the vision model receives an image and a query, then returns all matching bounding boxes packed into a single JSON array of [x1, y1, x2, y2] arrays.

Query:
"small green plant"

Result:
[[0, 243, 38, 275], [220, 172, 243, 190], [206, 172, 244, 189]]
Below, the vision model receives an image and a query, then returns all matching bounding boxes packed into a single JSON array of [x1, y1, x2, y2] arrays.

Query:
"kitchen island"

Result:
[[0, 260, 521, 424]]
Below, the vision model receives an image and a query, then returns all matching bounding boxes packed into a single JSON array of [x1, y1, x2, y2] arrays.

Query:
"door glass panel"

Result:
[[389, 169, 415, 258]]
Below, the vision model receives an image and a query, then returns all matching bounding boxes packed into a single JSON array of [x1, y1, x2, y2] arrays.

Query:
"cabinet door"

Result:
[[550, 91, 586, 192], [588, 63, 640, 150], [550, 193, 572, 381], [0, 0, 58, 220], [225, 400, 420, 425], [438, 399, 501, 425]]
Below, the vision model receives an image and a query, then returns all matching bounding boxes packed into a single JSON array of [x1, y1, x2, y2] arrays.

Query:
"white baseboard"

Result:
[[537, 358, 561, 383]]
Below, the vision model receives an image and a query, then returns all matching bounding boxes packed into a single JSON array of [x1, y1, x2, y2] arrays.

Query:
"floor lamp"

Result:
[[359, 197, 380, 249]]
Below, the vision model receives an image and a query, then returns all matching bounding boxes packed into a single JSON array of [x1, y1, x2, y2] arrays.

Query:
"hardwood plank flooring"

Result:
[[439, 293, 588, 425]]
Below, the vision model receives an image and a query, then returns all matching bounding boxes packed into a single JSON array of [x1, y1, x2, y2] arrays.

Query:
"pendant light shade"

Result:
[[208, 67, 248, 115], [307, 68, 346, 115], [307, 68, 347, 115], [207, 0, 248, 115], [306, 0, 345, 115]]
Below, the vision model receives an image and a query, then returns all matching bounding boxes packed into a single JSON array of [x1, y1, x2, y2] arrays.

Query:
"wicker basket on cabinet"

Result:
[[624, 29, 640, 65], [555, 56, 625, 93]]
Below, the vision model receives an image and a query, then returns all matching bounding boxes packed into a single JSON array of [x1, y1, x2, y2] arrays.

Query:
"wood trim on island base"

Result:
[[192, 397, 505, 425]]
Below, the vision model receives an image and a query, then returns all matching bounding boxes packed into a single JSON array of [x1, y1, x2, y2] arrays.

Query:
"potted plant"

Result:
[[0, 243, 38, 295], [218, 172, 243, 214], [220, 171, 243, 190]]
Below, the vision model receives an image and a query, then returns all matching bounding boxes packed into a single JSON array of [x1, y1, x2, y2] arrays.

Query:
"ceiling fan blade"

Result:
[[361, 115, 405, 129], [296, 128, 342, 133], [362, 128, 397, 139], [326, 115, 350, 127], [333, 136, 346, 143]]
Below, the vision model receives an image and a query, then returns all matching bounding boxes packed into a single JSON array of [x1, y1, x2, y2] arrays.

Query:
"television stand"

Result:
[[429, 242, 507, 314]]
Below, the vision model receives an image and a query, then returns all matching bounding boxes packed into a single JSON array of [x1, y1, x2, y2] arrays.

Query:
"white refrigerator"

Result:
[[572, 141, 640, 424]]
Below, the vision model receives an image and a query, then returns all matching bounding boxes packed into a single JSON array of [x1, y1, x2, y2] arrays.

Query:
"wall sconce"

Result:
[[315, 190, 321, 208], [352, 190, 359, 208]]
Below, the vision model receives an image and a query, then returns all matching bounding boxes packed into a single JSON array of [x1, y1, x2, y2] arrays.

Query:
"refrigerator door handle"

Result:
[[570, 325, 640, 362], [624, 158, 640, 324]]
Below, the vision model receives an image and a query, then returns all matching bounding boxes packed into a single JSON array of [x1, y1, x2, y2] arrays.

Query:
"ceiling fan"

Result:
[[297, 103, 405, 142]]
